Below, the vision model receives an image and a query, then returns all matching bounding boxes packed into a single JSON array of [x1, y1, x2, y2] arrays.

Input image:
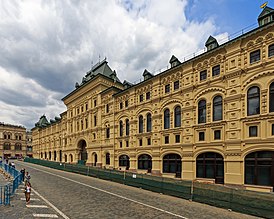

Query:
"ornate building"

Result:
[[0, 122, 30, 159], [32, 7, 274, 192]]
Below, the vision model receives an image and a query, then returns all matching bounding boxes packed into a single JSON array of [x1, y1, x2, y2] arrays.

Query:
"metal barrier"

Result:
[[24, 158, 274, 218], [0, 163, 23, 205]]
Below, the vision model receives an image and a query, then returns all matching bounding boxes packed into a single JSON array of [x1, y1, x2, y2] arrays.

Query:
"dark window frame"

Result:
[[163, 154, 182, 174], [249, 126, 258, 137], [174, 106, 181, 127], [106, 153, 110, 165], [270, 82, 274, 112], [214, 130, 221, 140], [213, 96, 223, 121], [165, 84, 170, 93], [174, 80, 179, 90], [146, 92, 151, 100], [164, 135, 169, 144], [164, 109, 170, 129], [212, 65, 220, 77], [198, 100, 206, 123], [268, 44, 274, 57], [250, 49, 261, 63], [199, 132, 205, 141], [200, 70, 207, 81], [175, 134, 180, 143], [247, 86, 260, 116], [138, 154, 152, 170], [126, 119, 130, 136], [146, 113, 152, 132], [139, 115, 144, 133], [119, 120, 123, 137], [140, 94, 144, 102]]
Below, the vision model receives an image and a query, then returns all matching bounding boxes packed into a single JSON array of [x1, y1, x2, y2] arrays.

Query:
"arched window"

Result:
[[139, 115, 143, 133], [213, 96, 223, 121], [138, 154, 152, 170], [69, 154, 73, 162], [164, 109, 170, 129], [106, 153, 110, 165], [54, 151, 57, 161], [3, 142, 11, 150], [247, 86, 260, 116], [146, 113, 152, 132], [198, 100, 206, 123], [270, 82, 274, 112], [119, 155, 130, 170], [174, 106, 181, 127], [49, 151, 52, 160], [245, 151, 274, 188], [45, 152, 47, 159], [196, 152, 224, 184], [126, 119, 130, 136], [163, 154, 182, 177], [119, 120, 123, 137], [40, 152, 43, 158]]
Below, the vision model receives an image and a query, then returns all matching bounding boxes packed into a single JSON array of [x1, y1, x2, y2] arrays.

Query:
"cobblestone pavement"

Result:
[[0, 161, 263, 219]]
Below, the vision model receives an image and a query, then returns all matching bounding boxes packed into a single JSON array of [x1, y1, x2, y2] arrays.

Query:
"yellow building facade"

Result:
[[32, 8, 274, 191]]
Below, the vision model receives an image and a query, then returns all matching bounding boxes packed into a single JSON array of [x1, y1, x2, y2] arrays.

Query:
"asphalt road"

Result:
[[2, 161, 261, 219]]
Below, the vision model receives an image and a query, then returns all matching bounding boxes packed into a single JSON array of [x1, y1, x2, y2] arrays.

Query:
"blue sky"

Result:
[[0, 0, 272, 129]]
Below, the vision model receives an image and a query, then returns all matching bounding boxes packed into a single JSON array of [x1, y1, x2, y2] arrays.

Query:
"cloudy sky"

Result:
[[0, 0, 268, 130]]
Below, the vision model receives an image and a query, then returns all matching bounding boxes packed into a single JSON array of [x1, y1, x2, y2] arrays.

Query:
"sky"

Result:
[[0, 0, 271, 130]]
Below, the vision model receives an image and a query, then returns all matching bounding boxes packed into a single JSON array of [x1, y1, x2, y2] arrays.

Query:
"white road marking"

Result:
[[25, 164, 188, 219], [33, 214, 58, 218], [32, 188, 70, 219], [26, 205, 48, 208], [20, 198, 40, 201]]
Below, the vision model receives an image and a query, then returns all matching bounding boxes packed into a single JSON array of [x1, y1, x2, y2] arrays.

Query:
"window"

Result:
[[139, 94, 144, 102], [93, 133, 96, 139], [119, 120, 123, 137], [249, 126, 258, 137], [164, 109, 170, 129], [165, 84, 170, 93], [270, 82, 274, 112], [106, 153, 110, 165], [119, 155, 130, 170], [147, 138, 151, 145], [196, 152, 224, 184], [86, 103, 88, 110], [126, 119, 130, 136], [269, 44, 274, 57], [214, 130, 221, 140], [138, 154, 152, 170], [146, 113, 152, 132], [119, 141, 122, 148], [250, 49, 260, 63], [125, 100, 128, 108], [245, 151, 274, 187], [4, 134, 6, 139], [175, 134, 180, 143], [198, 100, 206, 123], [3, 143, 11, 150], [212, 65, 220, 76], [165, 136, 169, 144], [77, 108, 80, 114], [174, 106, 181, 127], [126, 140, 129, 147], [94, 115, 97, 126], [139, 139, 143, 146], [163, 154, 182, 175], [213, 96, 223, 121], [199, 132, 205, 141], [146, 92, 151, 100], [200, 70, 207, 81], [85, 119, 88, 129], [106, 128, 110, 139], [81, 106, 83, 112], [272, 124, 274, 135], [247, 86, 260, 116], [120, 102, 123, 109], [106, 104, 109, 113], [174, 80, 179, 90], [94, 100, 97, 107], [81, 120, 84, 130], [139, 115, 143, 133]]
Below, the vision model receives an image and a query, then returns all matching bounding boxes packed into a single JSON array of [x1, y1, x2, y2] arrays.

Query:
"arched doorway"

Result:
[[93, 153, 97, 166], [245, 151, 274, 188], [138, 154, 152, 172], [59, 150, 62, 162], [54, 151, 57, 161], [119, 155, 130, 170], [78, 139, 88, 163], [196, 152, 224, 184], [163, 154, 182, 178], [69, 154, 73, 163]]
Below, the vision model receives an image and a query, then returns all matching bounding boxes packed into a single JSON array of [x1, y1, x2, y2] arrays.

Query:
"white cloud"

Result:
[[0, 0, 225, 129]]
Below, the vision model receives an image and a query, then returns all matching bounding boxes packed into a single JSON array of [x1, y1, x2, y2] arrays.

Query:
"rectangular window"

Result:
[[94, 100, 97, 107], [250, 49, 260, 63], [165, 136, 169, 144], [249, 126, 258, 137], [139, 139, 143, 146], [175, 134, 180, 143], [272, 124, 274, 135], [125, 100, 128, 108], [81, 106, 84, 112], [199, 132, 205, 141], [86, 103, 88, 110], [120, 102, 123, 109], [93, 133, 96, 139], [140, 94, 144, 102], [146, 92, 151, 100], [106, 104, 109, 113], [165, 84, 170, 93], [126, 140, 129, 147], [200, 70, 207, 81], [214, 130, 221, 140], [106, 128, 110, 139], [212, 65, 220, 76], [174, 80, 179, 90], [94, 115, 97, 127], [269, 44, 274, 57], [120, 141, 122, 148], [147, 138, 151, 145]]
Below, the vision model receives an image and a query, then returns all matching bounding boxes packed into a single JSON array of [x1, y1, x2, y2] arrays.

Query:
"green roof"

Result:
[[258, 6, 274, 19]]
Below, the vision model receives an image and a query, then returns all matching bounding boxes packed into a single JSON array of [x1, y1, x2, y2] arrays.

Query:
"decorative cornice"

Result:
[[242, 70, 274, 89], [194, 87, 226, 102]]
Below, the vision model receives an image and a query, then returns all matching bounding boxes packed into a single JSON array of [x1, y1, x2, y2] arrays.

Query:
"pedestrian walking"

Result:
[[24, 182, 31, 204], [20, 168, 25, 181], [25, 171, 31, 185]]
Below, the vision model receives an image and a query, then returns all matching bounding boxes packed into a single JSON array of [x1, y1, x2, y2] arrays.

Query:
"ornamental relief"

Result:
[[136, 84, 152, 94], [194, 86, 226, 102], [244, 32, 274, 49], [160, 99, 184, 111], [161, 71, 182, 84], [242, 70, 274, 89]]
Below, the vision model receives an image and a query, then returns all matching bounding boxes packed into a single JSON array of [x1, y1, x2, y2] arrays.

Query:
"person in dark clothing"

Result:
[[20, 168, 25, 181]]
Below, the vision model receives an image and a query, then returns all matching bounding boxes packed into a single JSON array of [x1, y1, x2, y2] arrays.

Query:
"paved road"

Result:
[[1, 161, 261, 219]]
